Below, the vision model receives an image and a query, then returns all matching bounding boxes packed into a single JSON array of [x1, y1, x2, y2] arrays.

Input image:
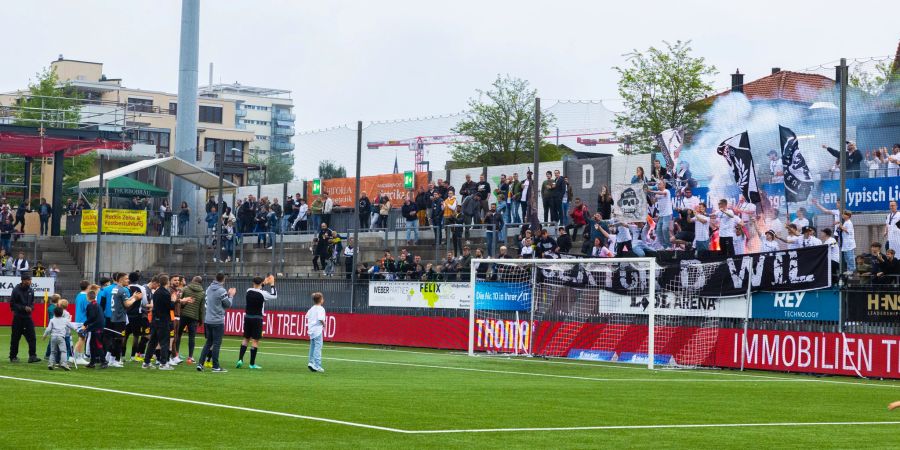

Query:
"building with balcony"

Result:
[[198, 83, 295, 169], [0, 57, 257, 189]]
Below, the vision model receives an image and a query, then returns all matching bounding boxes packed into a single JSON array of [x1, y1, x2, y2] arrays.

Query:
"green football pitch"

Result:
[[2, 328, 900, 449]]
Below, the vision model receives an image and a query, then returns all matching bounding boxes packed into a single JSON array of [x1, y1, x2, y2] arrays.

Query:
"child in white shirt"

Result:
[[307, 292, 327, 373]]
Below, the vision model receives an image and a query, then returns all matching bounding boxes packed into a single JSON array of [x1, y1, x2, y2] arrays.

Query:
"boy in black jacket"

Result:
[[80, 290, 107, 369]]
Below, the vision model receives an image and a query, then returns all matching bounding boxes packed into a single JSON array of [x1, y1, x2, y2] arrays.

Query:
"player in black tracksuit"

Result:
[[9, 276, 40, 363], [81, 290, 106, 368], [236, 275, 277, 369], [124, 273, 149, 360], [142, 275, 174, 369]]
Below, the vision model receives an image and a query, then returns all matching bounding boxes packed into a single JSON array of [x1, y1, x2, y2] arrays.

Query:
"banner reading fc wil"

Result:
[[80, 209, 148, 234]]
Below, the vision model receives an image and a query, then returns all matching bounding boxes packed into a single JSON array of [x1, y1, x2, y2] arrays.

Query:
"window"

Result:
[[169, 102, 177, 115], [255, 135, 269, 140], [199, 105, 223, 124], [204, 138, 246, 163], [128, 97, 154, 113], [125, 129, 170, 155]]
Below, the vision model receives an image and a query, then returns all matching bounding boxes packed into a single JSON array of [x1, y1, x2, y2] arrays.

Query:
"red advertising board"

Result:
[[0, 304, 75, 326], [7, 305, 899, 379]]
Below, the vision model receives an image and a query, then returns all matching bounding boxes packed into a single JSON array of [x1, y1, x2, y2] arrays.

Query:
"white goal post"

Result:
[[467, 257, 737, 370]]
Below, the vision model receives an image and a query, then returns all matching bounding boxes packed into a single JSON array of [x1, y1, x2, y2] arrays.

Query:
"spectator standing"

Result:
[[14, 201, 30, 233], [509, 173, 523, 224], [648, 180, 673, 249], [885, 200, 900, 253], [293, 199, 308, 232], [495, 174, 511, 224], [358, 192, 371, 230], [271, 198, 283, 234], [177, 276, 205, 364], [461, 194, 480, 239], [460, 174, 476, 201], [178, 201, 191, 236], [343, 238, 355, 279], [631, 167, 648, 184], [475, 175, 491, 221], [402, 196, 419, 244], [430, 191, 445, 245], [37, 198, 52, 236], [484, 203, 504, 257], [322, 193, 334, 227], [378, 196, 392, 229], [11, 251, 29, 277], [824, 141, 863, 179], [0, 217, 13, 254], [520, 171, 532, 220], [597, 186, 614, 221], [205, 206, 219, 238], [415, 186, 430, 227], [541, 171, 554, 223]]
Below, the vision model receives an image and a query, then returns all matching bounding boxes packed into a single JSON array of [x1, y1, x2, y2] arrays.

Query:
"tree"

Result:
[[13, 66, 81, 128], [450, 75, 555, 166], [849, 60, 896, 97], [613, 40, 717, 154], [249, 153, 294, 184], [5, 67, 86, 200], [318, 160, 346, 179]]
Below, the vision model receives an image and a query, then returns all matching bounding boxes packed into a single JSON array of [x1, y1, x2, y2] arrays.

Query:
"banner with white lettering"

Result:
[[368, 281, 472, 309], [0, 276, 55, 297], [603, 293, 746, 318], [539, 245, 831, 298], [565, 156, 612, 210]]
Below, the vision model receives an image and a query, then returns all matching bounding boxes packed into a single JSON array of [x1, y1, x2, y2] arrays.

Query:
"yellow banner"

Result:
[[80, 209, 148, 234]]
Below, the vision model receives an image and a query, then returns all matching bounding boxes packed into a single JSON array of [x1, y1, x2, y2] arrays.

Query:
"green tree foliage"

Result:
[[318, 160, 346, 179], [849, 60, 897, 97], [451, 75, 555, 166], [249, 153, 295, 184], [613, 40, 717, 154], [13, 67, 81, 128], [4, 67, 86, 200]]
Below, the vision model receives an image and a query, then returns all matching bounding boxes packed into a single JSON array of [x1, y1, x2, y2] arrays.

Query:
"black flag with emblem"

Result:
[[716, 131, 761, 203], [779, 125, 813, 202]]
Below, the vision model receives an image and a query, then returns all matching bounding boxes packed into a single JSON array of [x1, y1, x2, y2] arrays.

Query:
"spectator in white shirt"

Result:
[[688, 203, 710, 258], [12, 252, 29, 276], [800, 226, 822, 248], [715, 199, 737, 256], [837, 211, 856, 273], [760, 230, 780, 252], [647, 180, 673, 249], [776, 224, 802, 249], [767, 150, 783, 182], [733, 225, 747, 255], [821, 228, 840, 274], [884, 200, 900, 253], [322, 193, 334, 229], [791, 207, 809, 231]]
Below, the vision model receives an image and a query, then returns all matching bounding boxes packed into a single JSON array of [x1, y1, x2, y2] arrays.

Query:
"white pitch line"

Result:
[[219, 337, 900, 389], [0, 375, 406, 434], [219, 348, 838, 384], [3, 374, 897, 435], [409, 421, 900, 434]]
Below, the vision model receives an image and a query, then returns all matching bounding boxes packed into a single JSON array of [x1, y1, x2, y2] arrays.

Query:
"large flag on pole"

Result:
[[779, 125, 814, 202], [716, 131, 761, 203], [656, 128, 684, 173]]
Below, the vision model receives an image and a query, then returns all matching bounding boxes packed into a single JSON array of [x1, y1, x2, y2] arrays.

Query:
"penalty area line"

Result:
[[409, 420, 900, 434], [0, 375, 406, 434]]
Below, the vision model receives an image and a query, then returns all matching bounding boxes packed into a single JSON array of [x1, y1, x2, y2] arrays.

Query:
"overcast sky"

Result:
[[2, 0, 897, 132]]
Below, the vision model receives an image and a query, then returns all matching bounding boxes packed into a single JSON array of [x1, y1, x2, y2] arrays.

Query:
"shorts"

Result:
[[126, 316, 150, 335], [109, 321, 126, 334], [243, 317, 263, 340]]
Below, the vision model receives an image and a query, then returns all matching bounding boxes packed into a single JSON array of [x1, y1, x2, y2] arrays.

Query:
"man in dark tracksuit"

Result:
[[9, 275, 40, 363], [142, 275, 174, 370]]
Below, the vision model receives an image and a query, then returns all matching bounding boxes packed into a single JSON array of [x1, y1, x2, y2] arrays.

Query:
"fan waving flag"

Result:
[[716, 131, 761, 203], [656, 128, 683, 173], [779, 125, 813, 202]]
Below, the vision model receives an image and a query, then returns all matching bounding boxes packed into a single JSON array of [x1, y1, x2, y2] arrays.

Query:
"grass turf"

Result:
[[2, 327, 900, 449]]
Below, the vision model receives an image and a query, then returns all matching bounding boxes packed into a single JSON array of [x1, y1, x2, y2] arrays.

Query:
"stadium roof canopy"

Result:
[[0, 124, 131, 158], [78, 156, 236, 191]]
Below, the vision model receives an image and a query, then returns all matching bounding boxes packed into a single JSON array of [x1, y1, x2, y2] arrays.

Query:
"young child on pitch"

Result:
[[307, 292, 326, 373], [43, 306, 78, 370]]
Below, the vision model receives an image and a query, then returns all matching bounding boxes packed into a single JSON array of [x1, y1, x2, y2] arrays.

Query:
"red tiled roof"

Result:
[[711, 71, 834, 104]]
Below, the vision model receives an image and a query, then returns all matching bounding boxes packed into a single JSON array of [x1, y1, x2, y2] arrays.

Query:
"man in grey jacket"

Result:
[[197, 272, 236, 373]]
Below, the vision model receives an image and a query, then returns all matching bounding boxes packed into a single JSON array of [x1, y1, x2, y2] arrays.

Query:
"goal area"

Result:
[[468, 257, 729, 370]]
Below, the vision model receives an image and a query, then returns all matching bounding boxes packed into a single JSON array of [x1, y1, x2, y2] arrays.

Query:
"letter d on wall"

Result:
[[582, 164, 594, 189]]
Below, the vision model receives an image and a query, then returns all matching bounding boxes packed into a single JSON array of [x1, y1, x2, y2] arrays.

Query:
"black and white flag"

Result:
[[656, 128, 683, 173], [612, 183, 649, 223], [716, 131, 761, 203], [779, 125, 813, 202]]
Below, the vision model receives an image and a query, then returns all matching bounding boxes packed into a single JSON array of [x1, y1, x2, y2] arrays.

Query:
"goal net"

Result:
[[468, 257, 730, 369]]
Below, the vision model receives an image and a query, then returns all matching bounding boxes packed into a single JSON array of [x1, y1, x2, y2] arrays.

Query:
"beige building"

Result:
[[199, 82, 295, 170]]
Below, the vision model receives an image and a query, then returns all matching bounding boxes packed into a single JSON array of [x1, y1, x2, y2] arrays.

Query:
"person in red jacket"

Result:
[[566, 198, 590, 242]]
